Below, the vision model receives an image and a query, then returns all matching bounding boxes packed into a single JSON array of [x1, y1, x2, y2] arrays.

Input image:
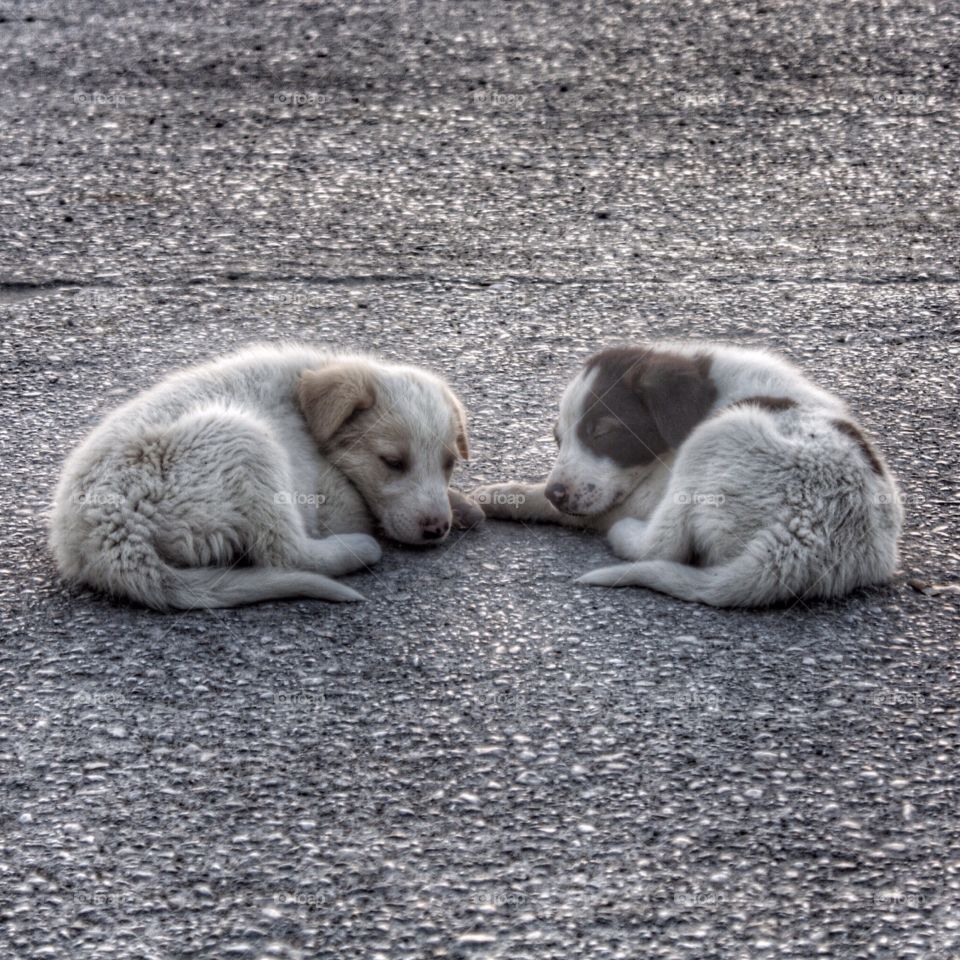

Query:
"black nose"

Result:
[[420, 517, 451, 541], [545, 482, 568, 509]]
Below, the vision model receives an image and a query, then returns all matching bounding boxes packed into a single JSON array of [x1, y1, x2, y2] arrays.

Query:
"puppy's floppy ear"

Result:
[[635, 358, 716, 449], [297, 361, 376, 445], [445, 387, 470, 460]]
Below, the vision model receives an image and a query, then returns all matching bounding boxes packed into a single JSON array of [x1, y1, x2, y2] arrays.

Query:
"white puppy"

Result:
[[474, 343, 903, 607], [50, 343, 482, 610]]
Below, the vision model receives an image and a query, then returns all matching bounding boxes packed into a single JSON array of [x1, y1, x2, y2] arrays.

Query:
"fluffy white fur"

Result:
[[49, 343, 477, 610], [474, 342, 903, 607]]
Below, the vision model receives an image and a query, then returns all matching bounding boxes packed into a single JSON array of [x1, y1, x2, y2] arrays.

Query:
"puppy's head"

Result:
[[547, 346, 716, 516], [298, 359, 468, 545]]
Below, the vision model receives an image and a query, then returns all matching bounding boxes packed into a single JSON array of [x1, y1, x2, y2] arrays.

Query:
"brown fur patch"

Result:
[[832, 419, 885, 476], [577, 347, 716, 465], [445, 390, 470, 460], [297, 362, 376, 446], [729, 395, 798, 412]]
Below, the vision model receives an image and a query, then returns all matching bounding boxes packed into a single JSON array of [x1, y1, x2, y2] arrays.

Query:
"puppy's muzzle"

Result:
[[419, 515, 451, 542], [545, 482, 570, 511]]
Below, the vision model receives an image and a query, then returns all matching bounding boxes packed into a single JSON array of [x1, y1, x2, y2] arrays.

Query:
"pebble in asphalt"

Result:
[[1, 0, 959, 957]]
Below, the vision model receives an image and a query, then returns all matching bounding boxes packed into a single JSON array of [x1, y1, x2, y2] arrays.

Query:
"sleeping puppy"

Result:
[[473, 343, 903, 607], [50, 343, 483, 610]]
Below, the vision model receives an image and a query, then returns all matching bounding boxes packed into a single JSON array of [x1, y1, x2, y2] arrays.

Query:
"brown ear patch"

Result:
[[441, 386, 470, 460], [832, 419, 885, 476], [729, 395, 798, 413], [637, 351, 717, 449], [297, 362, 376, 446], [577, 347, 716, 464]]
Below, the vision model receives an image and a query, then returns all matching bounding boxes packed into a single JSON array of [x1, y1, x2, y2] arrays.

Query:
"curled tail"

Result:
[[162, 566, 364, 609], [52, 525, 365, 609], [576, 547, 798, 608], [49, 407, 371, 610]]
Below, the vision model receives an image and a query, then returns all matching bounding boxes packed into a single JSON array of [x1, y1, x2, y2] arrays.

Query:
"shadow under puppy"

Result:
[[473, 342, 902, 607], [50, 343, 484, 609]]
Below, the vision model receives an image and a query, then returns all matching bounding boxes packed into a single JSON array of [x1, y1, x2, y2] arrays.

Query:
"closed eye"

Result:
[[380, 454, 406, 471], [591, 417, 621, 439]]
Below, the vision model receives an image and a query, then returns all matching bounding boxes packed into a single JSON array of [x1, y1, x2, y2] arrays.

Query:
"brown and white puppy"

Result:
[[298, 358, 481, 544], [50, 343, 483, 610], [473, 342, 903, 607]]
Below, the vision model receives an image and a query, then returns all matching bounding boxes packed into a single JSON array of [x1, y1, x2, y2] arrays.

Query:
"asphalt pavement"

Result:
[[1, 0, 959, 957]]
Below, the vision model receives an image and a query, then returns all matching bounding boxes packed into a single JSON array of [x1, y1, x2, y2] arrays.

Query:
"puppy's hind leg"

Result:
[[61, 406, 376, 609], [159, 406, 380, 577]]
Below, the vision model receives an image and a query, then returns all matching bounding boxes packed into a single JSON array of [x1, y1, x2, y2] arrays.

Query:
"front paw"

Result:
[[607, 517, 649, 560], [448, 489, 485, 530], [470, 483, 530, 520], [319, 533, 383, 576]]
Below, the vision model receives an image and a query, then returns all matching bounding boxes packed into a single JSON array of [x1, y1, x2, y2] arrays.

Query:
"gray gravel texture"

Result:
[[2, 0, 960, 957]]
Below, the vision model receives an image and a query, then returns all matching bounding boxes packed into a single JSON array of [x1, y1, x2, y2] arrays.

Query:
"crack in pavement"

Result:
[[3, 272, 959, 301]]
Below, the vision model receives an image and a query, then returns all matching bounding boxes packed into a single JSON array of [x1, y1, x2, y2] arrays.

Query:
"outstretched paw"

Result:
[[448, 489, 486, 530], [470, 483, 531, 520]]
